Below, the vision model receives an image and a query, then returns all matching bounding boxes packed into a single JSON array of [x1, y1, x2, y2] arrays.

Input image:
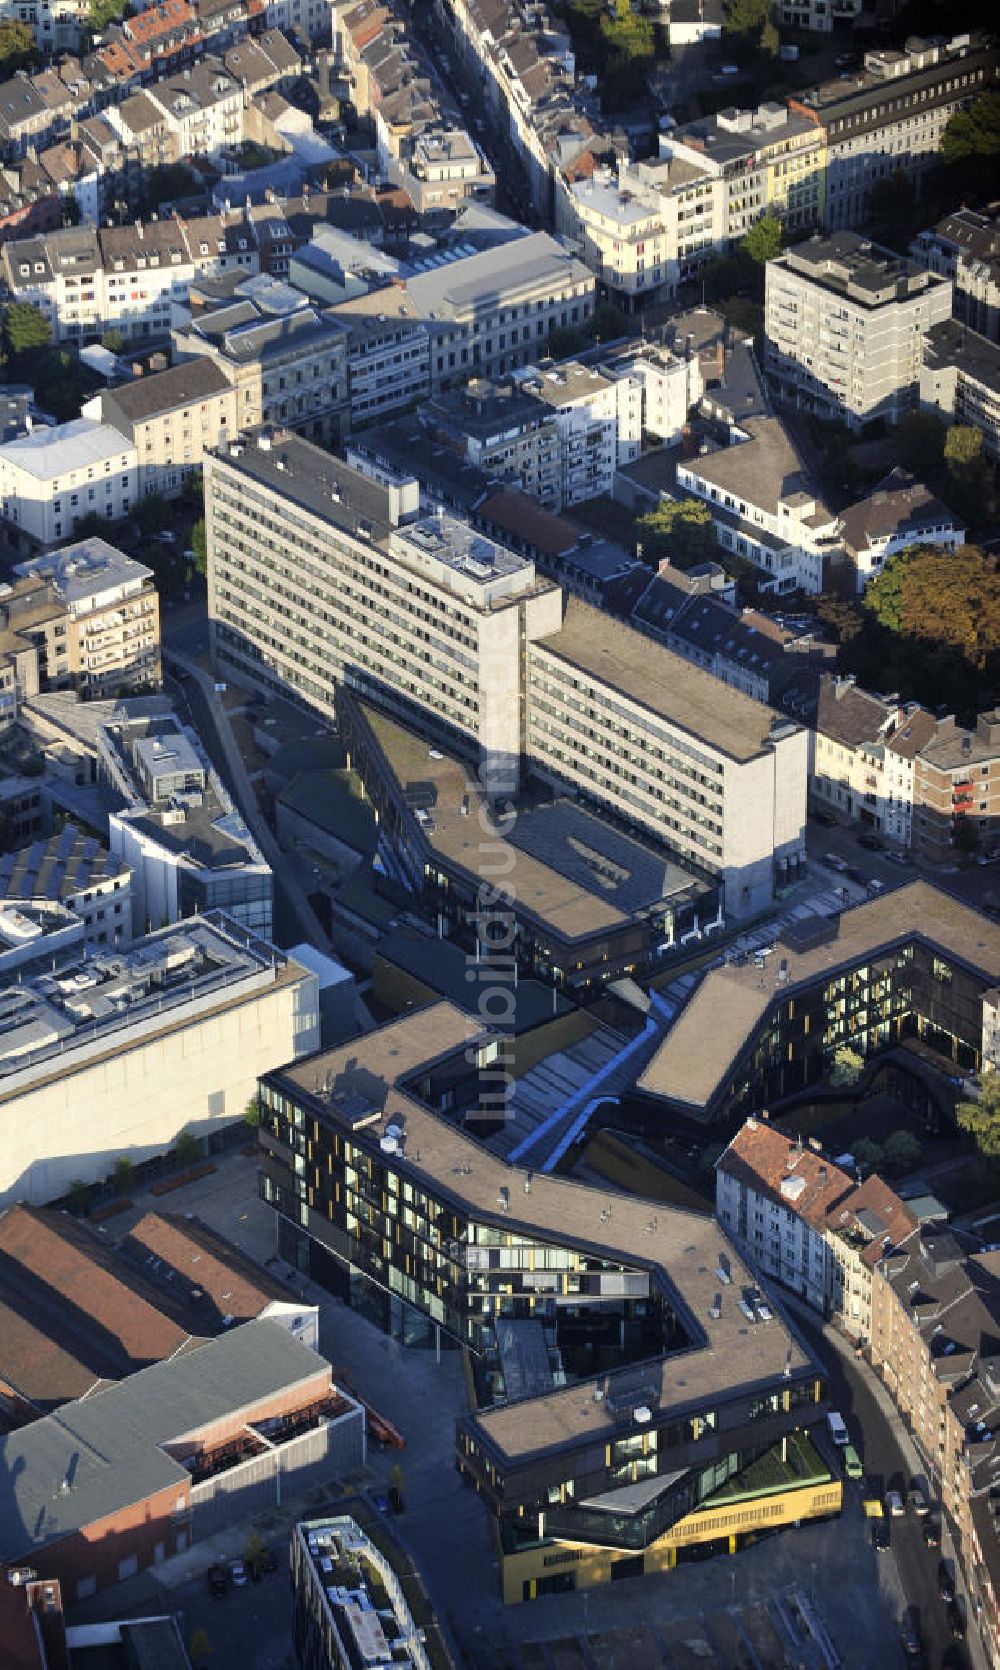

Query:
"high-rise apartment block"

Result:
[[765, 233, 952, 428], [205, 431, 563, 792]]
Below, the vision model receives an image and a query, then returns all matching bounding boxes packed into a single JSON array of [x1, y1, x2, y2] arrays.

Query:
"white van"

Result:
[[827, 1410, 849, 1447]]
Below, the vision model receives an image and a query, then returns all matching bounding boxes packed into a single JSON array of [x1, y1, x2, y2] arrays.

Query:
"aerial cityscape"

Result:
[[0, 0, 997, 1665]]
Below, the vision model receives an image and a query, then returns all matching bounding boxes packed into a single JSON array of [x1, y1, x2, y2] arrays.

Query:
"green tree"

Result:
[[761, 18, 779, 56], [882, 1129, 921, 1172], [62, 187, 82, 228], [830, 1045, 864, 1088], [941, 91, 1000, 165], [853, 1138, 884, 1172], [174, 1129, 201, 1172], [697, 1141, 726, 1176], [722, 0, 768, 37], [88, 0, 130, 34], [863, 544, 1000, 670], [101, 328, 126, 353], [113, 1155, 134, 1197], [957, 1074, 1000, 1161], [142, 161, 197, 213], [244, 1530, 266, 1576], [243, 1093, 262, 1130], [3, 302, 51, 358], [191, 516, 207, 578], [636, 497, 718, 570], [135, 492, 168, 535], [944, 423, 983, 472], [0, 19, 37, 71], [740, 215, 783, 268]]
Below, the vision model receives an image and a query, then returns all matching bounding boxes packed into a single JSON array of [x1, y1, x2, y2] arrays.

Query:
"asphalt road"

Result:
[[792, 1306, 971, 1670]]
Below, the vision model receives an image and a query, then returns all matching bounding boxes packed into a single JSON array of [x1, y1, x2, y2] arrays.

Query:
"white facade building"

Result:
[[0, 421, 138, 546]]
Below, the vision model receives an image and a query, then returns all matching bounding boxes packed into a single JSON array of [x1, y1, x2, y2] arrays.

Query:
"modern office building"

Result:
[[0, 912, 319, 1207], [675, 416, 841, 594], [337, 695, 716, 995], [205, 429, 563, 792], [636, 882, 1000, 1129], [920, 321, 1000, 463], [0, 1321, 364, 1606], [526, 596, 808, 916], [790, 36, 998, 232], [765, 233, 952, 428], [717, 1119, 915, 1343], [12, 537, 160, 697], [258, 1005, 838, 1603], [99, 703, 272, 939]]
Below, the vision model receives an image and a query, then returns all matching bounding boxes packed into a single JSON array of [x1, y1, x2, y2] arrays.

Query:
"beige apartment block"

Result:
[[13, 537, 160, 697], [526, 597, 808, 916], [85, 358, 238, 498]]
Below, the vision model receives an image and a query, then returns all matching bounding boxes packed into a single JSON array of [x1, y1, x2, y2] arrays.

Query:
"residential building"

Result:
[[0, 912, 319, 1207], [920, 321, 1000, 463], [526, 595, 808, 916], [258, 1005, 839, 1602], [675, 416, 841, 594], [912, 207, 1000, 345], [1, 212, 261, 344], [204, 429, 563, 792], [98, 703, 273, 938], [765, 233, 952, 429], [0, 823, 132, 951], [13, 536, 160, 695], [0, 773, 48, 846], [337, 695, 716, 996], [291, 1516, 431, 1670], [871, 1226, 1000, 1652], [519, 358, 641, 494], [604, 340, 702, 444], [475, 487, 646, 612], [139, 58, 242, 161], [913, 711, 1000, 862], [0, 419, 137, 547], [774, 0, 859, 32], [15, 0, 89, 53], [172, 276, 350, 446], [838, 468, 964, 592], [812, 673, 904, 828], [555, 156, 727, 305], [424, 379, 563, 510], [663, 103, 825, 239], [0, 1321, 364, 1604], [716, 1119, 915, 1342], [791, 35, 999, 232], [84, 358, 238, 497], [636, 882, 1000, 1126], [632, 560, 829, 708]]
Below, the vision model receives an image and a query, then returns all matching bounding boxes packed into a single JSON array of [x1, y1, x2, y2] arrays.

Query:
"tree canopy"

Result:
[[957, 1075, 1000, 1162], [636, 497, 718, 570], [3, 301, 51, 358], [88, 0, 130, 34], [863, 544, 1000, 671], [740, 214, 782, 267], [941, 91, 1000, 165], [0, 20, 36, 72]]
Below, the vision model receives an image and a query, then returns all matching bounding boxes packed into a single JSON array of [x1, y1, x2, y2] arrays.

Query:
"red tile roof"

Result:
[[124, 1210, 291, 1323], [720, 1117, 854, 1228]]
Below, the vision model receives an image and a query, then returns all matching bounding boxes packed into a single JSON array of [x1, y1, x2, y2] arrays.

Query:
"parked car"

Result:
[[207, 1564, 228, 1597], [229, 1560, 247, 1587], [922, 1517, 941, 1548], [948, 1599, 966, 1638], [939, 1562, 956, 1603], [812, 809, 837, 827], [843, 1444, 863, 1480], [885, 850, 913, 867], [824, 851, 849, 874], [900, 1627, 925, 1665], [857, 832, 883, 850], [886, 1490, 905, 1516], [908, 1487, 929, 1516], [872, 1518, 890, 1552]]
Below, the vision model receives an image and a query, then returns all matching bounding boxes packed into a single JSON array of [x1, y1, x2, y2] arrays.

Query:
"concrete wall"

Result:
[[189, 1408, 364, 1540], [0, 969, 319, 1207]]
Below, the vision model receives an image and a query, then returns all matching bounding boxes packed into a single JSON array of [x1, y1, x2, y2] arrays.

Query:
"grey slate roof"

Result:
[[0, 1319, 327, 1561]]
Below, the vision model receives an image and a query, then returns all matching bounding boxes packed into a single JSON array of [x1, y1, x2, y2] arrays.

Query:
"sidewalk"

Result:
[[782, 1289, 990, 1670]]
